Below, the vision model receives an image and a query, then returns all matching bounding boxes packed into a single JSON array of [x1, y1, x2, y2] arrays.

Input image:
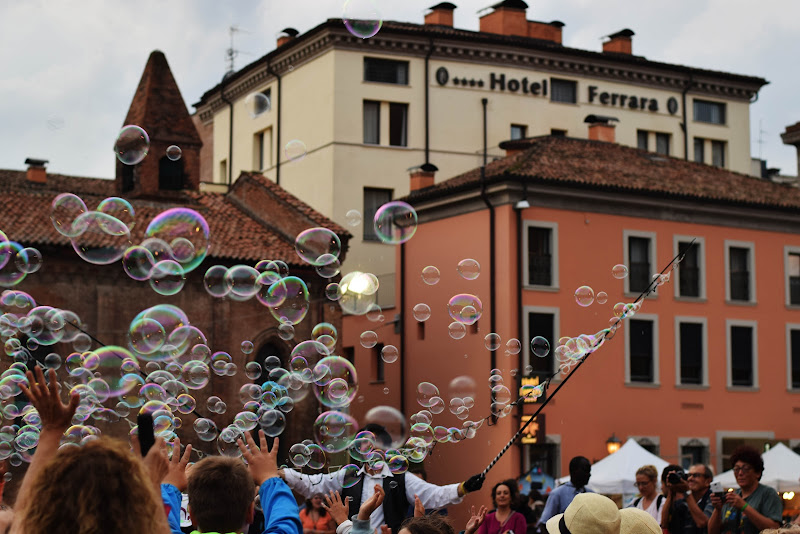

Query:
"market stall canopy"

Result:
[[714, 443, 800, 492]]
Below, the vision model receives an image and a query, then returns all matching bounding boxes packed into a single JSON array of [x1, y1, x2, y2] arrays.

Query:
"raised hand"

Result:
[[358, 485, 385, 520], [19, 366, 79, 432], [236, 430, 278, 485], [322, 490, 351, 526], [413, 494, 425, 517], [162, 437, 193, 491], [465, 505, 488, 534]]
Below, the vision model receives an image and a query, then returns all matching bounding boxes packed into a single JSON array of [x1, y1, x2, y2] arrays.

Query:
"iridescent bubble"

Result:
[[596, 291, 608, 305], [44, 353, 61, 369], [612, 264, 629, 279], [421, 266, 440, 285], [342, 0, 382, 39], [290, 443, 311, 467], [217, 425, 244, 457], [325, 283, 341, 301], [417, 382, 439, 408], [166, 145, 182, 161], [145, 208, 210, 274], [388, 454, 409, 474], [574, 286, 595, 307], [613, 302, 628, 318], [448, 322, 466, 340], [313, 411, 357, 453], [342, 464, 361, 488], [269, 277, 309, 325], [284, 140, 307, 162], [245, 361, 262, 380], [70, 211, 132, 265], [315, 255, 341, 278], [0, 241, 27, 287], [360, 331, 378, 349], [364, 405, 407, 447], [505, 338, 521, 355], [50, 193, 87, 238], [204, 265, 231, 297], [114, 125, 150, 165], [492, 384, 512, 405], [412, 303, 431, 322], [429, 396, 445, 414], [457, 259, 480, 280], [447, 294, 483, 325], [79, 346, 141, 398], [193, 418, 218, 441], [259, 409, 287, 437], [365, 303, 383, 323], [182, 361, 210, 390], [15, 248, 42, 274], [128, 318, 166, 355], [346, 210, 362, 227], [484, 333, 501, 351], [149, 260, 185, 296], [97, 197, 135, 230], [373, 201, 417, 245], [337, 272, 378, 315], [381, 345, 399, 364], [295, 228, 341, 267], [313, 356, 358, 408], [278, 323, 295, 341], [123, 246, 156, 281], [241, 341, 254, 355], [245, 92, 271, 118], [531, 336, 550, 358]]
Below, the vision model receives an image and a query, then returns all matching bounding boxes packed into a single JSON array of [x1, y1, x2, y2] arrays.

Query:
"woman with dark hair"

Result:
[[709, 445, 782, 534], [472, 480, 528, 534], [300, 493, 335, 534]]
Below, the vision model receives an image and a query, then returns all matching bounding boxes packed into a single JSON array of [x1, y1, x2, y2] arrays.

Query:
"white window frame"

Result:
[[786, 323, 800, 392], [522, 221, 559, 290], [624, 312, 659, 386], [623, 230, 657, 297], [715, 431, 773, 474], [726, 319, 758, 390], [724, 240, 756, 304], [674, 316, 708, 388], [522, 305, 560, 377], [784, 246, 800, 308], [677, 437, 711, 469], [673, 235, 706, 301], [629, 435, 661, 456]]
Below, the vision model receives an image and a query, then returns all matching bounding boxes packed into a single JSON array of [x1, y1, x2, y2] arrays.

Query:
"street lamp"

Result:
[[606, 433, 621, 454]]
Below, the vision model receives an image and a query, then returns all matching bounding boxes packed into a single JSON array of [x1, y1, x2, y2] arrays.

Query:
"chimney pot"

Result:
[[277, 28, 299, 48], [25, 158, 48, 184], [409, 163, 438, 191], [584, 115, 618, 143], [602, 28, 634, 55], [425, 2, 456, 27]]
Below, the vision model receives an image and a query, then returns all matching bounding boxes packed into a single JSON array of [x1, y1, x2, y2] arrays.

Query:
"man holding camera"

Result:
[[662, 464, 715, 533], [661, 465, 692, 533]]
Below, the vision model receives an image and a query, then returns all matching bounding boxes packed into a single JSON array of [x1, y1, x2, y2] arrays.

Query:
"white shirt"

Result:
[[283, 466, 463, 531], [634, 495, 663, 524]]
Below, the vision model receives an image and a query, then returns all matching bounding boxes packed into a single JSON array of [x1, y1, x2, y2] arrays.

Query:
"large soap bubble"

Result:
[[144, 208, 210, 273]]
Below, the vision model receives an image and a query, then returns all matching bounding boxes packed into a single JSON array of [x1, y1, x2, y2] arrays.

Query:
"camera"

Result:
[[667, 470, 688, 484]]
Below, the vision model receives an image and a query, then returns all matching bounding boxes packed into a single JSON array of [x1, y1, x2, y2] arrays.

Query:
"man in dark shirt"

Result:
[[685, 464, 715, 533]]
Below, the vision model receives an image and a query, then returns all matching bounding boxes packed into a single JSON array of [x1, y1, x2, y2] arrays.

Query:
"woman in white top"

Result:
[[629, 465, 664, 524]]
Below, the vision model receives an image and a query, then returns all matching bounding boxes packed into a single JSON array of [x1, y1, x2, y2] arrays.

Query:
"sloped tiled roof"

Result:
[[407, 136, 800, 211], [0, 170, 349, 265]]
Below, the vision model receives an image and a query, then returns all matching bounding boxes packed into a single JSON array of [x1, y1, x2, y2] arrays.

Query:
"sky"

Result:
[[1, 0, 798, 180]]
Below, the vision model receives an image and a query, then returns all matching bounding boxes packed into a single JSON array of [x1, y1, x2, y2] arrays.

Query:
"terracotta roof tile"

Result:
[[407, 136, 800, 210]]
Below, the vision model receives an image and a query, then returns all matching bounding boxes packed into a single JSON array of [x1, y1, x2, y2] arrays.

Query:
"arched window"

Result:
[[159, 156, 184, 190]]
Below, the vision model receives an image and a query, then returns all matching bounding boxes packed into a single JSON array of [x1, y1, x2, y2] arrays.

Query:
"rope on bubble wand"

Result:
[[479, 239, 696, 477]]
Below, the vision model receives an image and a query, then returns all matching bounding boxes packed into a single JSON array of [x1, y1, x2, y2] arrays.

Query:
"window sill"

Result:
[[625, 381, 660, 389], [361, 143, 412, 150], [675, 384, 709, 391], [725, 300, 757, 306], [523, 285, 560, 292], [786, 304, 800, 311], [550, 100, 579, 105], [674, 296, 707, 303], [726, 386, 759, 392], [692, 120, 728, 127], [625, 292, 657, 300], [362, 81, 411, 88], [786, 388, 800, 393]]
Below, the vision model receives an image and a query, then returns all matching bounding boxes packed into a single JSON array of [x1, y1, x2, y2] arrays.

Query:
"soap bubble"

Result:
[[144, 208, 210, 274], [337, 272, 378, 315], [505, 338, 521, 355], [245, 92, 270, 118], [313, 356, 358, 408], [381, 345, 399, 363], [448, 322, 466, 340], [70, 211, 132, 265], [574, 286, 595, 307], [284, 140, 307, 162], [374, 201, 417, 245], [447, 294, 483, 325], [484, 333, 501, 351], [457, 259, 480, 280], [596, 291, 608, 304], [149, 260, 185, 296], [612, 264, 628, 279], [360, 331, 378, 349], [123, 246, 156, 281], [114, 125, 150, 165], [531, 336, 550, 358], [15, 248, 42, 273], [295, 228, 341, 266], [325, 282, 341, 301], [421, 266, 440, 285], [346, 210, 362, 227], [313, 411, 357, 453], [50, 193, 88, 238], [204, 265, 231, 297], [364, 405, 407, 448], [97, 197, 135, 230], [412, 303, 431, 322], [342, 0, 383, 39], [166, 145, 182, 161]]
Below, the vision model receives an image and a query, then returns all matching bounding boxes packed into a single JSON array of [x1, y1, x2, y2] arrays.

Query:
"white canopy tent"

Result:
[[714, 443, 800, 492], [556, 438, 670, 494]]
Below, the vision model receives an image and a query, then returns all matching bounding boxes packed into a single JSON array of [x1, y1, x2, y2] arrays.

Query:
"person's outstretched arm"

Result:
[[405, 472, 484, 509], [160, 437, 193, 534], [238, 431, 303, 534]]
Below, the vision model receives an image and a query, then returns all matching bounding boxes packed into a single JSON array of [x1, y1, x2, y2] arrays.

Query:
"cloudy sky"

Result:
[[1, 0, 798, 179]]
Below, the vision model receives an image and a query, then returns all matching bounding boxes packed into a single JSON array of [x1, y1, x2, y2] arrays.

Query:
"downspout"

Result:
[[220, 80, 234, 188], [479, 97, 497, 417], [681, 75, 693, 161], [400, 243, 407, 415], [515, 187, 524, 476], [424, 37, 434, 165], [267, 61, 282, 186]]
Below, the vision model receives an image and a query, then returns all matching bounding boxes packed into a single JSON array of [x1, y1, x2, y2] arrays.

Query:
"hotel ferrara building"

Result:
[[193, 0, 767, 305]]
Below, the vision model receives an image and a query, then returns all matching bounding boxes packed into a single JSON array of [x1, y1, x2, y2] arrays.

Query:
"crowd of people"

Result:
[[0, 366, 798, 534]]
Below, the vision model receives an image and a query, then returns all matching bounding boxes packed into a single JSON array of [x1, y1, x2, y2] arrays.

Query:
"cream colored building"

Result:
[[193, 1, 767, 304]]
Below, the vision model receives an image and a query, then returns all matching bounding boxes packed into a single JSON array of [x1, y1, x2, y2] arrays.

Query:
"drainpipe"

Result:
[[400, 243, 407, 415], [220, 80, 234, 188], [515, 191, 524, 475], [479, 98, 497, 417], [681, 75, 693, 161], [267, 61, 282, 186], [424, 37, 434, 165]]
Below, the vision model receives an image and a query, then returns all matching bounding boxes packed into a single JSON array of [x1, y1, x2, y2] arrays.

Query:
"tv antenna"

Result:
[[757, 118, 767, 161], [226, 25, 253, 73]]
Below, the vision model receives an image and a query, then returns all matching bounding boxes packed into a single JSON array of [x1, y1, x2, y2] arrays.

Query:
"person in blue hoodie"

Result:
[[161, 431, 302, 534]]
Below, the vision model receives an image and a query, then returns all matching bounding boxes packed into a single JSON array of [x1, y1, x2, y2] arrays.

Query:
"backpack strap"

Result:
[[633, 497, 642, 507], [656, 495, 664, 509]]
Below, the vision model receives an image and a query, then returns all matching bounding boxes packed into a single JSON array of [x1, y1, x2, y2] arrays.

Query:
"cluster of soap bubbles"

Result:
[[0, 231, 43, 288]]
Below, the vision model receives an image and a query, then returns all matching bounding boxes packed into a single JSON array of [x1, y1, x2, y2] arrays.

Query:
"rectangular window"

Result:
[[680, 444, 708, 470], [637, 130, 649, 150], [375, 343, 385, 381], [693, 99, 726, 125], [629, 319, 655, 383], [729, 247, 751, 301], [678, 241, 700, 297], [511, 124, 527, 140], [255, 132, 264, 170], [219, 159, 227, 184], [693, 137, 705, 163], [679, 322, 704, 385], [364, 57, 409, 85], [550, 129, 567, 137], [730, 326, 754, 387], [363, 187, 392, 241], [550, 78, 577, 104], [711, 140, 726, 167], [656, 133, 670, 156], [788, 251, 800, 305], [363, 101, 380, 144], [528, 312, 554, 375], [791, 329, 800, 389], [527, 226, 553, 286], [389, 103, 408, 147], [628, 236, 651, 293], [343, 346, 355, 363]]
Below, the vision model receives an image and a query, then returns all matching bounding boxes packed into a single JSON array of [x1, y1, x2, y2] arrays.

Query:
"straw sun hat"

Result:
[[618, 508, 661, 534], [545, 493, 621, 534]]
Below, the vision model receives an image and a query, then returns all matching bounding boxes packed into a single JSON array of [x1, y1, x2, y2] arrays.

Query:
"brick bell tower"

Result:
[[116, 50, 202, 197]]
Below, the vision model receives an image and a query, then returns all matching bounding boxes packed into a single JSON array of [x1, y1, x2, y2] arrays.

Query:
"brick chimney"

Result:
[[480, 0, 528, 37], [528, 20, 564, 44], [425, 2, 456, 27], [781, 121, 800, 177], [603, 29, 634, 55], [410, 163, 437, 191], [24, 158, 48, 184], [277, 28, 299, 48], [584, 115, 618, 143]]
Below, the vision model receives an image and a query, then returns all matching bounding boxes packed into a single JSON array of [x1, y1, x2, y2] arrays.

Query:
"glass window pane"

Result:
[[389, 103, 407, 147], [363, 187, 392, 241], [656, 133, 670, 155], [694, 138, 705, 163], [637, 130, 649, 150], [628, 237, 651, 293], [693, 100, 726, 124], [363, 101, 380, 144], [629, 319, 654, 382], [680, 322, 703, 384], [551, 79, 576, 103], [364, 58, 409, 85], [528, 313, 554, 375], [679, 242, 700, 297], [527, 227, 552, 286], [730, 326, 753, 386], [711, 141, 725, 167]]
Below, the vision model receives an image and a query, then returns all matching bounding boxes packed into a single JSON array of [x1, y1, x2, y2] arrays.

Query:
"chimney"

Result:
[[25, 158, 48, 184], [603, 29, 635, 55], [781, 121, 800, 177], [584, 115, 619, 143], [277, 28, 299, 48], [409, 163, 438, 191], [425, 2, 456, 27], [527, 20, 564, 44], [479, 0, 529, 38]]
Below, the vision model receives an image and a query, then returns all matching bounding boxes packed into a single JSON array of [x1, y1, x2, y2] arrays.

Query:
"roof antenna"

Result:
[[226, 25, 253, 73]]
